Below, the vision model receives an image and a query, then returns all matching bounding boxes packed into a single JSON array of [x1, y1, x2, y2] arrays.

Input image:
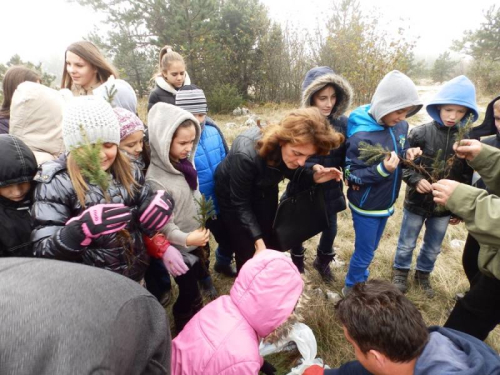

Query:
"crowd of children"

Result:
[[1, 39, 499, 374]]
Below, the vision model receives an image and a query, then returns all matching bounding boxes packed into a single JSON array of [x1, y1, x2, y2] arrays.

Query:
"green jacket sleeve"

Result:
[[468, 144, 500, 195]]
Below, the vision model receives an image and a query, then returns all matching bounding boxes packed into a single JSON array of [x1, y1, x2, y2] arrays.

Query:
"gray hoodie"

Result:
[[146, 103, 202, 252], [369, 70, 423, 124]]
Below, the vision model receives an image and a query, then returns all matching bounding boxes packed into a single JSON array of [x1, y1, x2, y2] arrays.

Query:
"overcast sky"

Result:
[[2, 0, 497, 74]]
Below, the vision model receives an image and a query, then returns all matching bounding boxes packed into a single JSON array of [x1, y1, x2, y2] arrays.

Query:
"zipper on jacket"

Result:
[[360, 186, 372, 208], [389, 128, 399, 205]]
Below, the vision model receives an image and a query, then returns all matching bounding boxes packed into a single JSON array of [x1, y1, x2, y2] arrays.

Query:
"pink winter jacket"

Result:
[[171, 250, 304, 375]]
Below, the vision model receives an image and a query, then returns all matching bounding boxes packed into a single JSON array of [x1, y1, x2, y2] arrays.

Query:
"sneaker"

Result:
[[341, 285, 352, 297], [392, 269, 409, 294], [199, 277, 218, 300], [415, 270, 435, 298], [214, 261, 237, 277]]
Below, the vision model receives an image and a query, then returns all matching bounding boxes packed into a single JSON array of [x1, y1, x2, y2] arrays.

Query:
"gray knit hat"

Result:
[[62, 96, 120, 150], [175, 84, 208, 114]]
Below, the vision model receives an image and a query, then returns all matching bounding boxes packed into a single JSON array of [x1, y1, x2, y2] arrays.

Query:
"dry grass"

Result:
[[139, 93, 500, 374]]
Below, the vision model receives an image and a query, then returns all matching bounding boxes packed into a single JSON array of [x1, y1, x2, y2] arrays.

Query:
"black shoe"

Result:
[[415, 270, 435, 298], [392, 269, 409, 294], [291, 255, 305, 274], [200, 277, 218, 300], [214, 261, 237, 277], [313, 254, 335, 283]]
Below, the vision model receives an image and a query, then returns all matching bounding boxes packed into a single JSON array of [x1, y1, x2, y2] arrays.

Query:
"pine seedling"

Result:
[[193, 194, 216, 229], [430, 149, 446, 182], [358, 141, 391, 165], [104, 84, 118, 106], [454, 114, 474, 144], [71, 126, 111, 200]]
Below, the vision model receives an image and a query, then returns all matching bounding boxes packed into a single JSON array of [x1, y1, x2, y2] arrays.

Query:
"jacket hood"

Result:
[[9, 82, 72, 165], [416, 327, 500, 374], [301, 66, 353, 118], [93, 77, 138, 114], [154, 72, 191, 96], [229, 251, 303, 338], [347, 104, 386, 137], [426, 75, 479, 126], [471, 95, 500, 139], [0, 135, 37, 187], [369, 70, 422, 124], [147, 102, 200, 175]]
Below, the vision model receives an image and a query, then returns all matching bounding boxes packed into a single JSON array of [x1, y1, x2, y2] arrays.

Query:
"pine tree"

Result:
[[193, 194, 216, 229]]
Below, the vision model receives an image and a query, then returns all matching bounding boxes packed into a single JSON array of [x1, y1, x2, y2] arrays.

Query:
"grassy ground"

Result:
[[138, 90, 500, 373]]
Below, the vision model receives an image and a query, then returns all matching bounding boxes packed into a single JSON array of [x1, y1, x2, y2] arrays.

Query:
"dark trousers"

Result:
[[462, 233, 481, 286], [173, 261, 202, 332], [445, 271, 500, 340], [206, 216, 232, 263], [144, 258, 171, 300]]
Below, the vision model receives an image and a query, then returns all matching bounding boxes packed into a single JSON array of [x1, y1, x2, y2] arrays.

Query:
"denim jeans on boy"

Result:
[[345, 210, 389, 287], [393, 208, 450, 273], [291, 213, 338, 257]]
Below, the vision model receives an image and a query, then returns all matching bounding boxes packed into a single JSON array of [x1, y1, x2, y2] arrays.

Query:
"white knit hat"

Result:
[[62, 96, 120, 150]]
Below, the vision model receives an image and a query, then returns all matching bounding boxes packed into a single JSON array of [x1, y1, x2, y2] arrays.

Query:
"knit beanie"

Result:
[[62, 96, 120, 150], [113, 107, 145, 141], [175, 84, 208, 114], [369, 70, 423, 124]]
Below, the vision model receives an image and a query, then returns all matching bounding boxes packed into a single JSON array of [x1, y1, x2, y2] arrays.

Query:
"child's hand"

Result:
[[416, 179, 432, 194], [186, 228, 210, 247], [383, 151, 399, 173], [453, 139, 482, 160], [406, 147, 422, 161]]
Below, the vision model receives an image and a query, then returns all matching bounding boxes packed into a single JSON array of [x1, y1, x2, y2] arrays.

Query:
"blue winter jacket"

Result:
[[194, 117, 228, 213], [345, 104, 409, 217]]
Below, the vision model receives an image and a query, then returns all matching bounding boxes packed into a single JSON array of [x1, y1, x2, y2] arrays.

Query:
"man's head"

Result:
[[335, 280, 429, 374]]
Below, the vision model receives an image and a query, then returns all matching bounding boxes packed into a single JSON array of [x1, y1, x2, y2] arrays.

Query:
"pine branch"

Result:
[[358, 141, 391, 165], [71, 126, 111, 201], [104, 84, 118, 106], [193, 194, 216, 229]]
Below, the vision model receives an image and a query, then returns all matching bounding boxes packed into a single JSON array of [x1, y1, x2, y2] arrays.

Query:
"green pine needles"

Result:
[[104, 84, 117, 106], [71, 126, 111, 200], [193, 194, 216, 229], [358, 141, 391, 165]]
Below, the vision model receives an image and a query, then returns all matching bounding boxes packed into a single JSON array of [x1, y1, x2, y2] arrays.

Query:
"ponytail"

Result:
[[154, 45, 185, 78]]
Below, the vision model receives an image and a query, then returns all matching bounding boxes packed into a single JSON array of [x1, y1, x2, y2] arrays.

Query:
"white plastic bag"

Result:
[[258, 323, 330, 374]]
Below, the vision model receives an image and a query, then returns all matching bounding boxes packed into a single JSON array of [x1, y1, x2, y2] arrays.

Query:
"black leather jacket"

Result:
[[403, 121, 473, 217], [214, 127, 315, 241], [31, 154, 151, 281]]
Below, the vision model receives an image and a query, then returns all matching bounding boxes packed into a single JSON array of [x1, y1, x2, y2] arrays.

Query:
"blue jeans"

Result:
[[345, 210, 388, 287], [291, 213, 338, 256], [393, 208, 450, 273]]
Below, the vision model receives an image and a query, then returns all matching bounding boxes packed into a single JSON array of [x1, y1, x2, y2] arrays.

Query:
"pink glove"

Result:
[[139, 190, 174, 235], [65, 204, 131, 246], [161, 245, 189, 277]]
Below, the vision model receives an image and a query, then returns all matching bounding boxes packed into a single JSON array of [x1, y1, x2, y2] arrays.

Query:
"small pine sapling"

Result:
[[193, 194, 216, 269], [104, 84, 117, 106], [358, 141, 391, 165]]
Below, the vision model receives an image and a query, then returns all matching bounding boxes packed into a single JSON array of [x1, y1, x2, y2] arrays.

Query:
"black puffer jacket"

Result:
[[0, 135, 38, 257], [403, 121, 473, 217], [214, 127, 315, 241], [31, 154, 151, 281]]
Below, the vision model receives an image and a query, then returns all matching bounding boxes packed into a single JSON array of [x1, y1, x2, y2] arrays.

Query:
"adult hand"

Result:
[[161, 244, 189, 277], [416, 179, 432, 194], [406, 147, 422, 161], [432, 179, 460, 206], [453, 139, 482, 161], [186, 228, 210, 247], [383, 151, 399, 173], [449, 217, 462, 225], [313, 166, 343, 183]]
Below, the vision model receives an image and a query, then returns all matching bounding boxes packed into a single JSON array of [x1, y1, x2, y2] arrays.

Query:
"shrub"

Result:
[[206, 83, 244, 114]]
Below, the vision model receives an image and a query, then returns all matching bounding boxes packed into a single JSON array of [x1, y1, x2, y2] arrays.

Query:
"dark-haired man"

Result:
[[305, 280, 500, 375]]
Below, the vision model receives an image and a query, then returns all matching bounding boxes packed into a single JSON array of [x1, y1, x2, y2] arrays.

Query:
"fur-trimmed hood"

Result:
[[154, 72, 192, 96], [301, 66, 353, 119]]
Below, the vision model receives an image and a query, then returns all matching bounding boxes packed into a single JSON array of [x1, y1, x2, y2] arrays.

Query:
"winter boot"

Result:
[[392, 269, 409, 294], [199, 276, 218, 300], [415, 270, 435, 298], [214, 261, 237, 277], [313, 253, 335, 283], [291, 253, 305, 274]]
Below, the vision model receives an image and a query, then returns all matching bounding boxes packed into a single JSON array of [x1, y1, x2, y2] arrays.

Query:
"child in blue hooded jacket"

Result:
[[343, 70, 423, 295], [392, 76, 478, 297]]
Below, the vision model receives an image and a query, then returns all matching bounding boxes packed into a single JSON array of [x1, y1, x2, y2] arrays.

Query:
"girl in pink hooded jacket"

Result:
[[171, 250, 304, 374]]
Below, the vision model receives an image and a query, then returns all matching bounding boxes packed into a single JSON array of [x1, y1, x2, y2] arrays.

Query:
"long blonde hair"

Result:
[[256, 107, 345, 166], [67, 149, 137, 208], [61, 41, 118, 90]]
